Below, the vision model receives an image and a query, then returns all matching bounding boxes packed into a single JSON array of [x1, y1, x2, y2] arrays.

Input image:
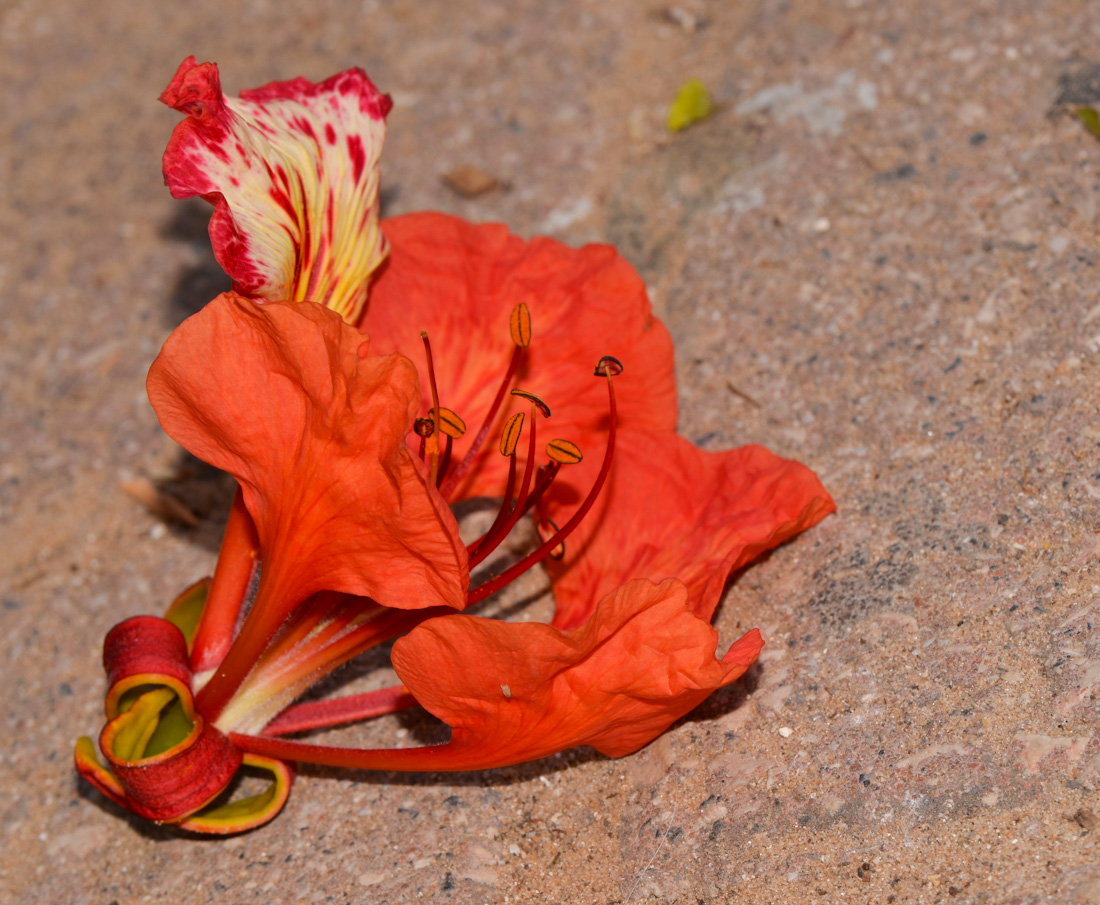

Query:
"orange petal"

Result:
[[363, 212, 678, 497], [147, 292, 468, 614], [543, 430, 836, 629], [230, 578, 762, 771], [392, 577, 763, 764], [161, 57, 390, 323]]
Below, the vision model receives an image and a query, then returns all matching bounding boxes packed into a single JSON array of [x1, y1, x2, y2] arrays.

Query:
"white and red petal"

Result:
[[161, 57, 391, 324]]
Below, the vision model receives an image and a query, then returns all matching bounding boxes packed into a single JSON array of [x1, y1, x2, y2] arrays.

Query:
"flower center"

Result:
[[415, 304, 620, 604]]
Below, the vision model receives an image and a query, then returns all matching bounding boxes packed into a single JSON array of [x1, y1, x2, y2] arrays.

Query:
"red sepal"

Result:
[[99, 714, 243, 823]]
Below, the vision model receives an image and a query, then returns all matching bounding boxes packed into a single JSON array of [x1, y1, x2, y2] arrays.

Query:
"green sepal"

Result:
[[165, 578, 211, 650]]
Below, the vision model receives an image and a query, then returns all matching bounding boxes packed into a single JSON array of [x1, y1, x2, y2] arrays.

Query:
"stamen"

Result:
[[417, 410, 462, 484], [436, 434, 453, 488], [510, 444, 582, 523], [509, 302, 532, 348], [467, 360, 619, 605], [467, 448, 518, 558], [420, 332, 442, 485], [414, 417, 432, 461], [510, 388, 550, 418], [536, 518, 566, 559], [469, 403, 540, 569], [499, 412, 525, 457], [546, 439, 583, 465], [517, 461, 562, 519], [594, 355, 623, 377], [439, 303, 530, 499], [431, 407, 467, 439]]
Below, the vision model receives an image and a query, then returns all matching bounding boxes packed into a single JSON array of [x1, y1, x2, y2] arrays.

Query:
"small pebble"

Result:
[[778, 726, 793, 738]]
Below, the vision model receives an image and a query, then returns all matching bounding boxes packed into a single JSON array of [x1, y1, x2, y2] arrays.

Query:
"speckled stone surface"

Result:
[[6, 1, 1100, 902]]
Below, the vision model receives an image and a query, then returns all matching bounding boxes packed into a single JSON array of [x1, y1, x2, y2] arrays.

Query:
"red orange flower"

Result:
[[75, 59, 834, 834]]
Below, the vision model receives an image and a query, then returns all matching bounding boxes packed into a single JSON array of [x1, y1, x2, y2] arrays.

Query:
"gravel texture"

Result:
[[5, 1, 1100, 902]]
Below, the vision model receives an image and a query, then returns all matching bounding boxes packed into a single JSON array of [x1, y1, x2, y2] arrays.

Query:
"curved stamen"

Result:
[[536, 518, 566, 559], [438, 347, 522, 500], [469, 402, 541, 569], [518, 461, 561, 520], [420, 332, 443, 485], [436, 434, 453, 488], [466, 363, 619, 605], [439, 303, 531, 500], [467, 448, 518, 558]]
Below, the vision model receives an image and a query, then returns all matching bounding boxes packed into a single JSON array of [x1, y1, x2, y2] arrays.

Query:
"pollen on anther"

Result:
[[510, 388, 551, 418], [431, 407, 467, 439], [499, 412, 525, 456], [593, 355, 623, 377], [546, 439, 583, 465], [509, 303, 532, 348]]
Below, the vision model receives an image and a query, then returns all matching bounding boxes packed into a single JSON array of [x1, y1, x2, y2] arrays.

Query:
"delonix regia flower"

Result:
[[75, 58, 835, 834]]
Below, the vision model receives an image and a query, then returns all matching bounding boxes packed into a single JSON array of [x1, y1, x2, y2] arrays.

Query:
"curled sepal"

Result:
[[98, 690, 243, 822], [76, 615, 295, 833], [161, 57, 391, 324], [175, 754, 295, 835], [103, 616, 194, 719]]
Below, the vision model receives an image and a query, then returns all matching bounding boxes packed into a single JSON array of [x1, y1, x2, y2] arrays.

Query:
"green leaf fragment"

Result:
[[668, 79, 714, 133], [1077, 107, 1100, 140]]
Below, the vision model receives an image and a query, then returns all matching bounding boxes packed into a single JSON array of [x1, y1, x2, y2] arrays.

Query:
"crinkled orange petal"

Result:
[[161, 57, 391, 323], [543, 430, 835, 629], [147, 291, 468, 614], [230, 578, 762, 771], [362, 212, 679, 497], [394, 577, 763, 762]]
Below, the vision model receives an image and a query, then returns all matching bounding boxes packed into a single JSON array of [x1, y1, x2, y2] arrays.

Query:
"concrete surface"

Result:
[[4, 0, 1100, 902]]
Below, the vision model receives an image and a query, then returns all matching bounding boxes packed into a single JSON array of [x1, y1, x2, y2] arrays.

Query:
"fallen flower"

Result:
[[75, 59, 834, 834]]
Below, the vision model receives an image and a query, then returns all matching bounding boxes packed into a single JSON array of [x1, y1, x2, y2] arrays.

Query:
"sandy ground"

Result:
[[5, 0, 1100, 902]]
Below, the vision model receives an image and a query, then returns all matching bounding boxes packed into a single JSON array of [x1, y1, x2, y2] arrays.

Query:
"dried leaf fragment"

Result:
[[119, 478, 200, 527], [1074, 807, 1098, 831], [442, 165, 500, 198]]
